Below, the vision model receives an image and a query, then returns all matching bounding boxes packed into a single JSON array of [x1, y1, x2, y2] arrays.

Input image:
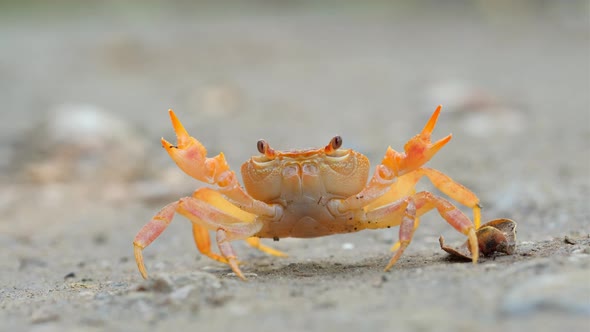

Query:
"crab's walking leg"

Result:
[[192, 224, 228, 264], [216, 229, 245, 280], [193, 226, 288, 264], [245, 237, 288, 257], [179, 197, 263, 280], [390, 217, 420, 252], [161, 110, 280, 219], [384, 199, 417, 270], [352, 191, 478, 270], [134, 188, 264, 280], [369, 167, 481, 229], [134, 202, 178, 279], [368, 174, 421, 252], [411, 192, 478, 264], [415, 168, 481, 229]]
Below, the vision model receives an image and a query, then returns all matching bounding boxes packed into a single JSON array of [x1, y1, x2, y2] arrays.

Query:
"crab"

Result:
[[134, 105, 482, 280]]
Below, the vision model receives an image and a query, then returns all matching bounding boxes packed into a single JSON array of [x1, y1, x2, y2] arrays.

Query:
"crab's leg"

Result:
[[415, 168, 481, 229], [331, 105, 452, 212], [134, 202, 178, 279], [342, 197, 418, 269], [194, 226, 287, 262], [390, 217, 420, 252], [191, 188, 261, 264], [161, 110, 280, 219], [216, 229, 245, 280], [245, 237, 288, 257], [384, 198, 417, 270], [349, 191, 478, 270], [363, 174, 421, 252], [192, 224, 228, 264], [193, 226, 287, 262], [367, 167, 481, 229], [133, 188, 263, 280], [178, 196, 264, 281], [411, 192, 478, 265]]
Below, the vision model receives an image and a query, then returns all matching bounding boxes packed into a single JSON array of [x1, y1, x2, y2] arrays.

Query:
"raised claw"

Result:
[[162, 109, 230, 185], [412, 105, 452, 156], [382, 105, 452, 176]]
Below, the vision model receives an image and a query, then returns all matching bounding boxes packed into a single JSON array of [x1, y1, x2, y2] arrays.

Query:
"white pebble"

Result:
[[341, 243, 355, 250]]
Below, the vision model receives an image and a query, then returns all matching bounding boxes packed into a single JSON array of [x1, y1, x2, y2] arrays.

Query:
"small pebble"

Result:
[[564, 236, 577, 245], [341, 243, 355, 250]]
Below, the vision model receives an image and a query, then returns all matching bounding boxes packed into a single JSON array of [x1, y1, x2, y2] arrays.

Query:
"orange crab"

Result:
[[134, 105, 482, 280]]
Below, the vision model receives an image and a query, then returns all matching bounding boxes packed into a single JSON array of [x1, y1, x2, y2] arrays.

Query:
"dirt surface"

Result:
[[1, 1, 589, 331]]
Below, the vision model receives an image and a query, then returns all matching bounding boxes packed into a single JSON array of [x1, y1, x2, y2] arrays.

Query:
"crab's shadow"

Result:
[[235, 252, 473, 280]]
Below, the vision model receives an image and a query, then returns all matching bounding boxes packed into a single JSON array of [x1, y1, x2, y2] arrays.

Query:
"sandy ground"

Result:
[[1, 1, 589, 331]]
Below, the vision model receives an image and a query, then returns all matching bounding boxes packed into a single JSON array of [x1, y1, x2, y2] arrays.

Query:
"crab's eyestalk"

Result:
[[256, 139, 276, 159], [324, 135, 343, 154]]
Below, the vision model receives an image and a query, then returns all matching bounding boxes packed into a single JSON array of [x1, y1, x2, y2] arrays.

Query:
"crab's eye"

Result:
[[324, 136, 345, 155], [330, 136, 343, 150], [257, 139, 267, 154], [256, 139, 277, 159]]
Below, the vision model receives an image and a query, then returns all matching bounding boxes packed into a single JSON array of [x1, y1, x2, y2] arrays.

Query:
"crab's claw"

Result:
[[161, 110, 230, 184], [383, 105, 452, 176]]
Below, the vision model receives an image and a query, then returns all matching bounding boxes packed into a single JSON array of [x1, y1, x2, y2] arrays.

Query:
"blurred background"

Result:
[[0, 0, 588, 331], [1, 0, 588, 239]]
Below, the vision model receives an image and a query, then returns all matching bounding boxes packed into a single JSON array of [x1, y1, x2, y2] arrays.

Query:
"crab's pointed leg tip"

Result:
[[134, 244, 149, 279], [383, 258, 397, 272], [468, 228, 479, 264], [235, 270, 248, 281]]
